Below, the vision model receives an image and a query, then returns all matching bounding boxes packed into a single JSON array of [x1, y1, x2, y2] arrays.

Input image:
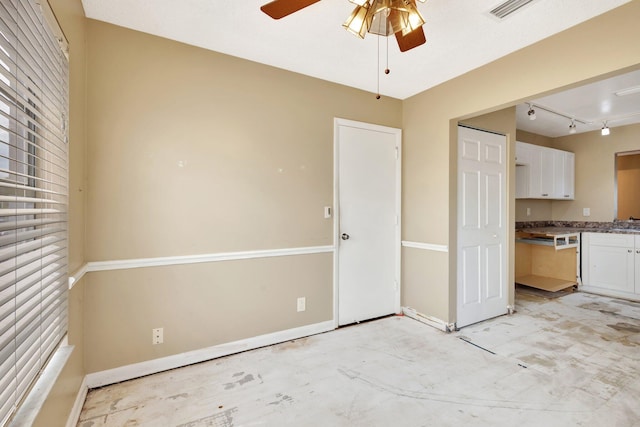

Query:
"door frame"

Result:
[[333, 118, 402, 328]]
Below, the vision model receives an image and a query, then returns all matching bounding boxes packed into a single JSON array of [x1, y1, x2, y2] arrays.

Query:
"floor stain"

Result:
[[532, 312, 560, 322], [238, 374, 254, 385], [176, 407, 238, 427], [579, 302, 620, 315], [110, 398, 123, 411], [268, 393, 294, 406], [518, 353, 557, 369], [223, 374, 255, 390], [607, 322, 640, 334], [168, 393, 189, 400], [273, 337, 309, 351]]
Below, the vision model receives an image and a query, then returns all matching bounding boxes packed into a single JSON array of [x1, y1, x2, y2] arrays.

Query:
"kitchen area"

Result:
[[514, 69, 640, 302]]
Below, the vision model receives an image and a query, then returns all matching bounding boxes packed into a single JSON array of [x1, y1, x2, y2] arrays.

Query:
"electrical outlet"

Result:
[[583, 208, 591, 217], [526, 207, 531, 217], [297, 297, 306, 312], [152, 327, 163, 345]]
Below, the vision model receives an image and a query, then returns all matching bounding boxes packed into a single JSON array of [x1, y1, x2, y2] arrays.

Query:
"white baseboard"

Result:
[[66, 376, 88, 427], [402, 307, 455, 332], [401, 241, 448, 252], [579, 286, 640, 302], [85, 320, 335, 389]]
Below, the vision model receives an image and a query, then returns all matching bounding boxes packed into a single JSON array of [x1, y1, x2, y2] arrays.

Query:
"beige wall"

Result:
[[402, 1, 640, 323], [34, 0, 87, 425], [83, 20, 402, 373], [553, 123, 640, 221]]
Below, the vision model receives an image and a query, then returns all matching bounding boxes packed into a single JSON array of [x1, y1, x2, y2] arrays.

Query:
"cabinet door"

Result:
[[562, 151, 575, 200], [586, 233, 635, 293], [515, 142, 532, 199], [527, 144, 541, 197], [552, 149, 565, 198], [515, 165, 529, 199], [538, 147, 554, 198], [515, 141, 533, 165]]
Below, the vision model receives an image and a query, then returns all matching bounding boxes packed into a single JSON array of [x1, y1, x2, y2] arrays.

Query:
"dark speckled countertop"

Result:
[[516, 221, 640, 235]]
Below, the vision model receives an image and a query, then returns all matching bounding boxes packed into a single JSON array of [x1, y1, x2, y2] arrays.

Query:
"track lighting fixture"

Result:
[[524, 101, 640, 136], [527, 105, 536, 120]]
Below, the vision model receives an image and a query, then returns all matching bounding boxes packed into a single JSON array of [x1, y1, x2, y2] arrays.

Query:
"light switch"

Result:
[[583, 208, 590, 217], [324, 206, 332, 219]]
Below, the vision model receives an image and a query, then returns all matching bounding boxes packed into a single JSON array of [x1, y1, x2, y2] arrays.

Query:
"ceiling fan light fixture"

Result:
[[527, 105, 536, 120], [400, 2, 425, 35], [343, 4, 374, 38], [569, 120, 577, 134], [601, 122, 610, 136]]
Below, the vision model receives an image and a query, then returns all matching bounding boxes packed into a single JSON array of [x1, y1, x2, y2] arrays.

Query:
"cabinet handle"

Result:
[[542, 193, 549, 197], [564, 195, 570, 198], [637, 250, 640, 254], [628, 249, 633, 253]]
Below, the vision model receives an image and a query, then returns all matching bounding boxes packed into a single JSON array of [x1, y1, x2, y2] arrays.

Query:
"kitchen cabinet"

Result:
[[582, 232, 640, 300], [515, 142, 574, 199], [515, 231, 579, 292]]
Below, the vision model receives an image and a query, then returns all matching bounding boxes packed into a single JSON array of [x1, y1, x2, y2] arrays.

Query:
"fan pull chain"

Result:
[[385, 35, 390, 75], [376, 35, 381, 99], [375, 35, 391, 100]]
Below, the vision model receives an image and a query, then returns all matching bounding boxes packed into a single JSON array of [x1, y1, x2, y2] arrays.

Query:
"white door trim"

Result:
[[333, 118, 402, 328]]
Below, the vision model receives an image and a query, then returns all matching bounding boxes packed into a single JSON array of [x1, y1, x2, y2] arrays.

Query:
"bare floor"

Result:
[[78, 291, 640, 427]]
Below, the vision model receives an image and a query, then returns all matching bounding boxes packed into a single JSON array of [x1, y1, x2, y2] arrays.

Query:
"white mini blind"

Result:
[[0, 0, 69, 424]]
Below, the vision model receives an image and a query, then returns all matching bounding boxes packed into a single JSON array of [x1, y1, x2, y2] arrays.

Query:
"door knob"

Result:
[[341, 233, 350, 240]]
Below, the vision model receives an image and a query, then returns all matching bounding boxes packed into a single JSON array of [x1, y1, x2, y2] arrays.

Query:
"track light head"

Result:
[[601, 122, 610, 136], [527, 106, 536, 120], [569, 120, 577, 134]]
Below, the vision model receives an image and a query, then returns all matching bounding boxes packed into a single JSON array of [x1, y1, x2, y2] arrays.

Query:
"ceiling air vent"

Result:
[[489, 0, 537, 19]]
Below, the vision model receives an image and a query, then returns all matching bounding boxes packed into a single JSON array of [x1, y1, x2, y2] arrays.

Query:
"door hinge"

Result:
[[395, 146, 399, 159], [395, 215, 399, 226], [395, 280, 399, 291]]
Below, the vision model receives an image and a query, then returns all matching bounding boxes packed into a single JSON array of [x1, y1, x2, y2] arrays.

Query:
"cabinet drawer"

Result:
[[585, 232, 634, 248]]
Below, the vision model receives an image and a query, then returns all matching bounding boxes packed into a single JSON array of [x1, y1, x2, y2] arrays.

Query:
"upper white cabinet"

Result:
[[515, 141, 575, 200]]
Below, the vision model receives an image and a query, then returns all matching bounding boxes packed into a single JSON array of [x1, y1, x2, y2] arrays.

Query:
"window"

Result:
[[0, 0, 69, 424]]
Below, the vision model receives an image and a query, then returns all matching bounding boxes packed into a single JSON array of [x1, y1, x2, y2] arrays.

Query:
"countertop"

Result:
[[516, 225, 640, 236]]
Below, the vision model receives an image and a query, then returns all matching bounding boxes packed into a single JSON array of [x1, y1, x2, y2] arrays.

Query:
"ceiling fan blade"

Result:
[[395, 27, 426, 52], [260, 0, 322, 19]]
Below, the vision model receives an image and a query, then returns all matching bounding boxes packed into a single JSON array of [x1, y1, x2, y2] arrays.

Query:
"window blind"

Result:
[[0, 0, 69, 424]]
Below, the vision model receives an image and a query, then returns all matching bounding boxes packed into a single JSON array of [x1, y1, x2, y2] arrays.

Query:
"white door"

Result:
[[335, 118, 401, 326], [457, 126, 507, 328]]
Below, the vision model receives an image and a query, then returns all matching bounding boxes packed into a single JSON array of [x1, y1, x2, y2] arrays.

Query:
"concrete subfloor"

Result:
[[78, 290, 640, 426]]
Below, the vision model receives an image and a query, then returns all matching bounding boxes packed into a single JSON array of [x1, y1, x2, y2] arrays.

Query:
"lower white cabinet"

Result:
[[582, 232, 640, 299]]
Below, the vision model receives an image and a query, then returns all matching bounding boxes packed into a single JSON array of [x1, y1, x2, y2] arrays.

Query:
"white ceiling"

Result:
[[80, 0, 631, 100], [516, 69, 640, 138]]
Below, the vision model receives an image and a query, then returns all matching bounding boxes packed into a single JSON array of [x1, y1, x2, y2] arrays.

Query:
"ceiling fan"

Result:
[[260, 0, 428, 52]]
